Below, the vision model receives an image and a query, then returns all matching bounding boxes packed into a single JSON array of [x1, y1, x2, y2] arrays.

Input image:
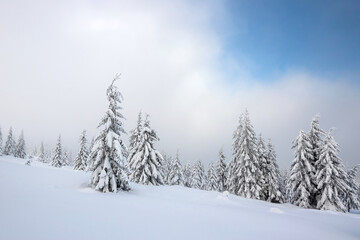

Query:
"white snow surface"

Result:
[[0, 156, 359, 240]]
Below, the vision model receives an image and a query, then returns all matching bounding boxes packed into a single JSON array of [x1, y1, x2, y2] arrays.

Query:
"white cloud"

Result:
[[0, 0, 359, 169]]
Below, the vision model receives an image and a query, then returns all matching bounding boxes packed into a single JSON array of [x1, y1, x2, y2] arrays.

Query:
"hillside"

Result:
[[0, 156, 359, 240]]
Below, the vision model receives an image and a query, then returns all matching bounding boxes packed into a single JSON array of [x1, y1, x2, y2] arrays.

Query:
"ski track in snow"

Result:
[[0, 156, 359, 240]]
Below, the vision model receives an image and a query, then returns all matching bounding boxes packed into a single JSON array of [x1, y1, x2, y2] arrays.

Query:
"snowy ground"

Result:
[[0, 156, 359, 240]]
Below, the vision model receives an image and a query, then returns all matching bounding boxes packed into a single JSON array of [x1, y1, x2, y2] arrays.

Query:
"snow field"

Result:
[[0, 156, 359, 240]]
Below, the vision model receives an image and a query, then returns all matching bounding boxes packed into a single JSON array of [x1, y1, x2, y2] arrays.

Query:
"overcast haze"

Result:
[[1, 0, 360, 169]]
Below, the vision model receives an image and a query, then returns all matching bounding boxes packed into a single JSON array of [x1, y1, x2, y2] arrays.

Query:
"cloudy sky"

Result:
[[1, 0, 360, 169]]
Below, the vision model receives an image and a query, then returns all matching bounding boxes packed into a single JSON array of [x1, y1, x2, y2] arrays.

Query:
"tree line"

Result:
[[1, 76, 359, 213]]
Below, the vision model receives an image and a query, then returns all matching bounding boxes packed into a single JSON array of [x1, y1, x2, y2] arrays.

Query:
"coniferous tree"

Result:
[[0, 127, 2, 156], [257, 135, 268, 200], [265, 140, 284, 203], [88, 76, 130, 192], [236, 110, 262, 199], [207, 162, 218, 191], [38, 142, 45, 162], [308, 114, 325, 206], [191, 160, 205, 190], [227, 115, 243, 194], [168, 150, 184, 185], [216, 148, 227, 192], [74, 130, 89, 170], [128, 115, 163, 186], [4, 127, 16, 156], [161, 153, 172, 185], [182, 162, 192, 188], [62, 149, 70, 166], [289, 130, 314, 208], [129, 111, 143, 151], [343, 166, 360, 212], [316, 130, 348, 212], [88, 137, 95, 153], [15, 131, 26, 159], [279, 170, 290, 202], [51, 135, 63, 167], [45, 148, 52, 163]]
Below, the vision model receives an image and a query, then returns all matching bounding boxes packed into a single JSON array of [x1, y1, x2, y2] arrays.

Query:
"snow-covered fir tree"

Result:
[[279, 170, 290, 202], [308, 114, 325, 206], [128, 115, 164, 186], [256, 135, 268, 200], [38, 142, 46, 163], [62, 149, 70, 166], [88, 137, 95, 153], [288, 130, 314, 208], [45, 148, 52, 163], [15, 131, 26, 159], [129, 111, 143, 151], [315, 130, 348, 212], [227, 115, 243, 194], [343, 166, 360, 212], [4, 127, 16, 156], [88, 76, 130, 192], [191, 160, 205, 190], [182, 162, 192, 188], [0, 127, 3, 156], [207, 162, 218, 191], [236, 110, 262, 199], [216, 148, 227, 192], [127, 111, 143, 174], [161, 153, 172, 185], [74, 130, 89, 170], [265, 140, 284, 203], [168, 150, 184, 186], [51, 135, 63, 168]]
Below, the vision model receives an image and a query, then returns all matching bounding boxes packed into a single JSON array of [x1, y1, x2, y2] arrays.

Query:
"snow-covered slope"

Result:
[[0, 156, 359, 240]]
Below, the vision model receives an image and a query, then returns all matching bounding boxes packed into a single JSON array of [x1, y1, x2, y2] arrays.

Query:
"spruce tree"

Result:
[[308, 114, 325, 206], [316, 130, 348, 212], [227, 115, 243, 194], [257, 135, 268, 200], [38, 142, 45, 162], [129, 111, 143, 150], [0, 127, 3, 156], [51, 135, 63, 167], [182, 162, 192, 188], [128, 115, 163, 186], [4, 127, 16, 156], [289, 130, 314, 208], [62, 149, 70, 166], [88, 76, 130, 192], [74, 130, 89, 170], [265, 140, 284, 203], [168, 150, 184, 185], [89, 137, 95, 153], [236, 110, 262, 199], [216, 148, 227, 192], [15, 131, 26, 159], [279, 170, 290, 202], [343, 166, 360, 212], [161, 154, 172, 185], [191, 160, 205, 190], [207, 162, 218, 191]]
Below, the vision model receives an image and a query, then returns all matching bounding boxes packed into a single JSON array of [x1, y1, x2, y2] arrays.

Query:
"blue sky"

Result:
[[220, 0, 360, 82]]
